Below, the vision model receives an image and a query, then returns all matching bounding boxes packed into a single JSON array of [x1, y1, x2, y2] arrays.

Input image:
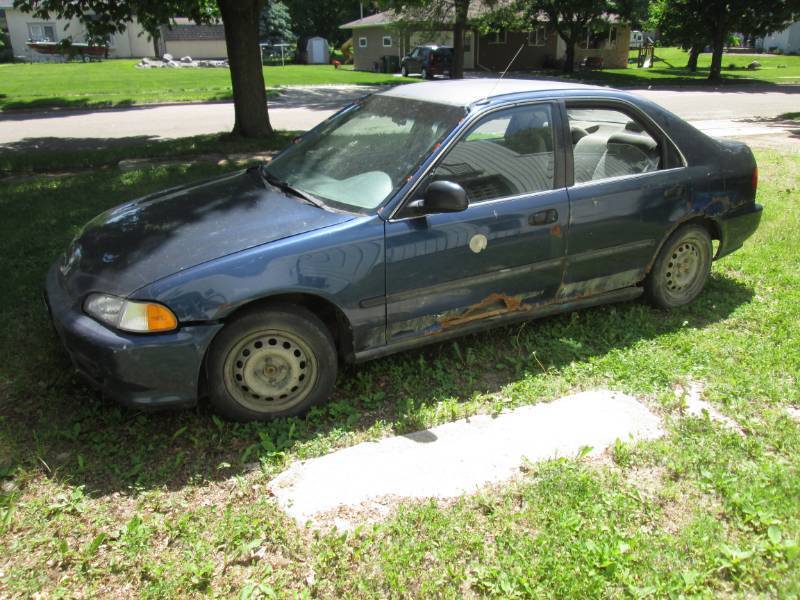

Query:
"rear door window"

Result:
[[567, 107, 662, 184]]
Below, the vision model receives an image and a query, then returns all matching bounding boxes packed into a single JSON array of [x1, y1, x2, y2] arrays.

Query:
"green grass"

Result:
[[0, 148, 798, 596], [571, 47, 800, 86], [0, 60, 403, 111]]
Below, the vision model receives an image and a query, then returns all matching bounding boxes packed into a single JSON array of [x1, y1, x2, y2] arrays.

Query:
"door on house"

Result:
[[463, 31, 475, 69]]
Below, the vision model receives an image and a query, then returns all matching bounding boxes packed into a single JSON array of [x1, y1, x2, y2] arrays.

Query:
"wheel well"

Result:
[[221, 293, 355, 359], [197, 294, 354, 401], [646, 216, 722, 275], [682, 216, 722, 257]]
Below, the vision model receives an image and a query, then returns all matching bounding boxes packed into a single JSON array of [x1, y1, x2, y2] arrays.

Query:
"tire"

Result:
[[422, 67, 431, 80], [645, 225, 712, 309], [206, 304, 337, 421], [401, 65, 408, 77]]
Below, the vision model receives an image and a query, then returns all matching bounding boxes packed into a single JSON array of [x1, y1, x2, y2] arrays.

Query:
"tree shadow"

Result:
[[0, 270, 755, 499], [0, 133, 294, 175]]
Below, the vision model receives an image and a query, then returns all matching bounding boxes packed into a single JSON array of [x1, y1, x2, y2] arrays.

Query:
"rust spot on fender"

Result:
[[439, 292, 527, 330]]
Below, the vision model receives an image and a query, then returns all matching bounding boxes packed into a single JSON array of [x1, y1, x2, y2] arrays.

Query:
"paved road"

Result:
[[1, 83, 798, 148]]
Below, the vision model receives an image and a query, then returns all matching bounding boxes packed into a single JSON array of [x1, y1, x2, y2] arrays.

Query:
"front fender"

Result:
[[132, 216, 387, 354]]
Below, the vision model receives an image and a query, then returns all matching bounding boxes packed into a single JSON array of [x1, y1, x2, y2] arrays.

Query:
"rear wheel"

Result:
[[645, 225, 712, 309], [206, 304, 337, 421]]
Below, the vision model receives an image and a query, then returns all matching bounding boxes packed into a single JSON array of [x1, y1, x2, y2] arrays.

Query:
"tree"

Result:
[[381, 0, 473, 79], [647, 0, 707, 71], [651, 0, 800, 81], [503, 0, 617, 74], [15, 0, 273, 137], [284, 0, 366, 45], [260, 1, 294, 43]]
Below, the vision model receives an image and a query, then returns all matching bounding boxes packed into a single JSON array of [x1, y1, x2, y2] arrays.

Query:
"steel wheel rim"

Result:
[[664, 239, 704, 299], [223, 329, 318, 413]]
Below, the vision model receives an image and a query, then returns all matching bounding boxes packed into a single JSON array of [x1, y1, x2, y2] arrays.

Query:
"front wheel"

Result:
[[422, 67, 431, 80], [645, 225, 712, 309], [401, 65, 409, 77], [206, 304, 337, 421]]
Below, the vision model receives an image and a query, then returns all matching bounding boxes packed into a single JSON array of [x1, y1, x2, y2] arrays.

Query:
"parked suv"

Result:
[[400, 45, 453, 79]]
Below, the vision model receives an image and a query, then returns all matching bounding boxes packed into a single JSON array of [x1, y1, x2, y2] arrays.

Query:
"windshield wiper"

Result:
[[260, 166, 325, 209]]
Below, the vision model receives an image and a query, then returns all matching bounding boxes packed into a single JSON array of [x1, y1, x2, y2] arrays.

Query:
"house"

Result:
[[340, 7, 630, 73], [757, 21, 800, 54], [0, 1, 227, 60]]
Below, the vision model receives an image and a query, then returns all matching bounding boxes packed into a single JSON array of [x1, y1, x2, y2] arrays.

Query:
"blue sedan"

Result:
[[45, 79, 763, 421]]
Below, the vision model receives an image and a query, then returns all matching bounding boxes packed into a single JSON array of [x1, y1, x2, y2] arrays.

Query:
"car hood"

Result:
[[59, 168, 356, 298]]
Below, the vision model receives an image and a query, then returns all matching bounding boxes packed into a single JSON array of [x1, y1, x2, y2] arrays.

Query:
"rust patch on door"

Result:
[[439, 292, 528, 330], [550, 223, 563, 238]]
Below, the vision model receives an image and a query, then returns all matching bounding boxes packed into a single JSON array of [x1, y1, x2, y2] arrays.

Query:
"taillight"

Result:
[[752, 166, 758, 193]]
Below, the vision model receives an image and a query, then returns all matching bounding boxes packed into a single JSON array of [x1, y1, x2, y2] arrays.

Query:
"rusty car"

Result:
[[45, 79, 763, 421]]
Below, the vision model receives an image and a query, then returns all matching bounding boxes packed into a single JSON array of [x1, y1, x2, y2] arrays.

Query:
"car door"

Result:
[[384, 102, 570, 342], [561, 100, 689, 299], [407, 47, 421, 72]]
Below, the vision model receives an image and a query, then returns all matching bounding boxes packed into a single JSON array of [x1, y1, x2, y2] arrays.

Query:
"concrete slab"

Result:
[[269, 390, 664, 527]]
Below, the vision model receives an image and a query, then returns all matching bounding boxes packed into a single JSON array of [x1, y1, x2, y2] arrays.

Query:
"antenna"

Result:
[[478, 40, 527, 105]]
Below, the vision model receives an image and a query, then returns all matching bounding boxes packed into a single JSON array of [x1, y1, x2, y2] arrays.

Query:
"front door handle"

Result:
[[529, 208, 558, 226]]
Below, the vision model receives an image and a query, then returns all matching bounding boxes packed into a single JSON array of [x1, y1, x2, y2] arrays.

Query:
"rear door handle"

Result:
[[529, 209, 558, 226]]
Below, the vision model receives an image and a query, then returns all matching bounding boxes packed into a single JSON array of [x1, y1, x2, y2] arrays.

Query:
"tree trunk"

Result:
[[708, 30, 725, 81], [563, 39, 575, 73], [451, 0, 469, 79], [686, 44, 701, 71], [151, 29, 161, 59], [218, 0, 272, 138]]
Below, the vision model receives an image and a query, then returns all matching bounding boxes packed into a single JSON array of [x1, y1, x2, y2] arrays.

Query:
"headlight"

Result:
[[84, 294, 178, 333]]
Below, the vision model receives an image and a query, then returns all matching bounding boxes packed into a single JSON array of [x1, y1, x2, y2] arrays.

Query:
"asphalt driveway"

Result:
[[1, 83, 798, 147]]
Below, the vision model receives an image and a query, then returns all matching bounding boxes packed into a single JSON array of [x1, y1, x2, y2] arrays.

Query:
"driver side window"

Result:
[[424, 104, 556, 203]]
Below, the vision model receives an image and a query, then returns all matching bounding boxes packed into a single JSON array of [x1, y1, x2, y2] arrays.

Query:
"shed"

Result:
[[306, 36, 329, 64]]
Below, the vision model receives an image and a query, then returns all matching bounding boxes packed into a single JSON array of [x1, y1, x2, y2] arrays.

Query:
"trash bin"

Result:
[[381, 55, 400, 73]]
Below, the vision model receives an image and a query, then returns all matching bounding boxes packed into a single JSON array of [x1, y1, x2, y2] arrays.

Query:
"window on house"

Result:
[[382, 35, 392, 47], [488, 30, 507, 45], [582, 25, 617, 50], [359, 37, 367, 48], [27, 23, 56, 42], [528, 26, 547, 47]]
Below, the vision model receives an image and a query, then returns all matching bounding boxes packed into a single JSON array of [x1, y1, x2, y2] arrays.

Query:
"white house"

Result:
[[0, 1, 227, 60], [758, 21, 800, 54]]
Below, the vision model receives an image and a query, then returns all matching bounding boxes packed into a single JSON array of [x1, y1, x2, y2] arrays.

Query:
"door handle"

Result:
[[529, 209, 558, 226]]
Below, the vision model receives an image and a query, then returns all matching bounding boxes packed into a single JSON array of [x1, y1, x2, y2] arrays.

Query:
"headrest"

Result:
[[607, 132, 658, 153]]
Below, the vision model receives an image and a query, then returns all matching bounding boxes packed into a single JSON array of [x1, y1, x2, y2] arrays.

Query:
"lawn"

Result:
[[0, 145, 798, 596], [573, 47, 800, 87], [0, 60, 403, 111]]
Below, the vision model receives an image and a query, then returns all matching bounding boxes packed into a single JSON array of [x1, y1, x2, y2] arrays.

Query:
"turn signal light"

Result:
[[146, 303, 179, 332]]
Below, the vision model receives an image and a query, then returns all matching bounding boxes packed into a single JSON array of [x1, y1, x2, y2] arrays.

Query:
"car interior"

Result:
[[428, 106, 556, 203], [567, 108, 661, 183]]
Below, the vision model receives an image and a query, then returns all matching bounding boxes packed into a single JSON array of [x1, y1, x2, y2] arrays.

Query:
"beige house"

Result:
[[341, 9, 630, 73], [0, 1, 227, 60]]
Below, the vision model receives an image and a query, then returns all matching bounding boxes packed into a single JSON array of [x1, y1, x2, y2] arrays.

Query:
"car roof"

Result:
[[379, 78, 605, 107]]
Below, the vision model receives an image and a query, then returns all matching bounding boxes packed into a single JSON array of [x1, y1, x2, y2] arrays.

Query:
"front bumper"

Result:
[[44, 263, 223, 410], [716, 203, 763, 259]]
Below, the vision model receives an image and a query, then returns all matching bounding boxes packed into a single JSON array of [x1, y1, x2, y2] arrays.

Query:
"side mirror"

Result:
[[408, 180, 468, 215]]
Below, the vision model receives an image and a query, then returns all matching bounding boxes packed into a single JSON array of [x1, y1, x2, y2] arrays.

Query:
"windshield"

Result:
[[264, 95, 465, 212]]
